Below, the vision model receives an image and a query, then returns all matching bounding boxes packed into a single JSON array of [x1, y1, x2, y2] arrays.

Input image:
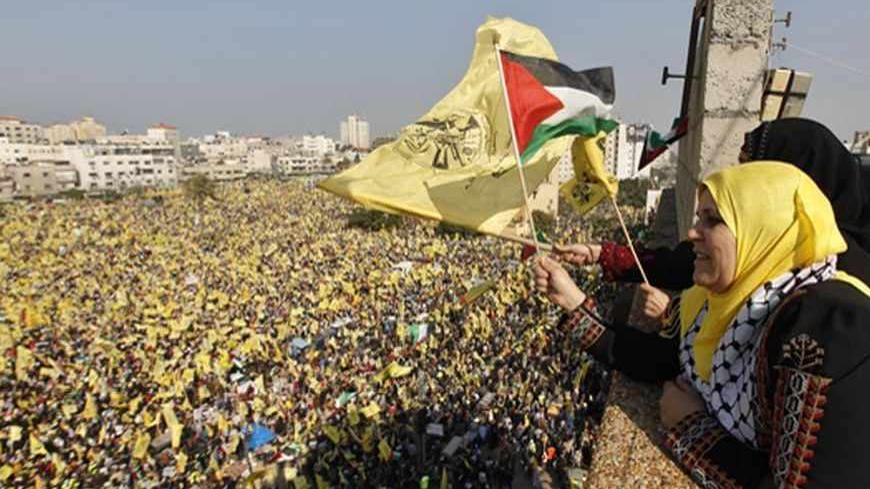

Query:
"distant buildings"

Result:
[[44, 117, 107, 144], [340, 115, 370, 150], [0, 114, 356, 200], [0, 116, 45, 144], [604, 123, 647, 180]]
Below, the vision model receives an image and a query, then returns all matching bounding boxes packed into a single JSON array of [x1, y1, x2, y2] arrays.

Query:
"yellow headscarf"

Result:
[[680, 161, 868, 381]]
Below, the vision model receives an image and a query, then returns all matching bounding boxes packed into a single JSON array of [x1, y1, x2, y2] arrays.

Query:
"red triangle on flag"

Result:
[[501, 53, 564, 155]]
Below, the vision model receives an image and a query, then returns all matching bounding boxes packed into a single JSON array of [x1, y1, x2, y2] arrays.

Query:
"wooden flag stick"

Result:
[[609, 194, 650, 284], [494, 42, 543, 252], [495, 230, 554, 252]]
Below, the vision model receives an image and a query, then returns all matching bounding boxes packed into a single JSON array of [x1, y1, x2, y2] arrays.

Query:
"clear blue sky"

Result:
[[1, 0, 867, 141]]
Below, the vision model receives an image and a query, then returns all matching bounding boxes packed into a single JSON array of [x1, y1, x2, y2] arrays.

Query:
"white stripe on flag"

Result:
[[540, 86, 612, 126]]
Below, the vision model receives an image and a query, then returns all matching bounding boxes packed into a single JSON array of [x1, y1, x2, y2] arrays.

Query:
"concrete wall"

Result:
[[676, 0, 773, 237]]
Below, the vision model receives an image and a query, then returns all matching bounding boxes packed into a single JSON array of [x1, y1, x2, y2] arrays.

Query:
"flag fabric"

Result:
[[409, 323, 428, 344], [246, 423, 276, 451], [638, 116, 688, 171], [498, 50, 616, 163], [319, 17, 611, 237], [560, 131, 618, 215], [459, 280, 497, 305]]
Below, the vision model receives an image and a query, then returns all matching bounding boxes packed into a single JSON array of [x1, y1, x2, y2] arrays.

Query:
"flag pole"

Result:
[[608, 194, 650, 284], [493, 42, 543, 253]]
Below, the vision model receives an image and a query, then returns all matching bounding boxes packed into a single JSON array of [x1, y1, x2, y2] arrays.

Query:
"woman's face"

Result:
[[688, 188, 737, 293]]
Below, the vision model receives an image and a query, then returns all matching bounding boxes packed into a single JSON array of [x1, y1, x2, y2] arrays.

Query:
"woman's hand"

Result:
[[660, 377, 705, 429], [554, 243, 601, 267], [639, 283, 671, 322], [533, 255, 587, 312]]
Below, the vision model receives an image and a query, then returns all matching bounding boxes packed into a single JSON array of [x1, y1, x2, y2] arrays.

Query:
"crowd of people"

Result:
[[0, 179, 639, 488]]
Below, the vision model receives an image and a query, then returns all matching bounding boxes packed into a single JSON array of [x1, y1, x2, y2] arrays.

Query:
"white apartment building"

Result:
[[302, 135, 337, 156], [604, 123, 647, 180], [0, 140, 64, 165], [199, 139, 249, 161], [242, 149, 275, 174], [276, 155, 323, 175], [63, 142, 178, 192], [45, 117, 106, 144], [340, 115, 370, 150], [0, 117, 45, 144], [147, 123, 179, 143]]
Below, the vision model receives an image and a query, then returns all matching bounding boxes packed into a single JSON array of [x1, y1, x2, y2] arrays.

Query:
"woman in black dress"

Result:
[[535, 161, 870, 488]]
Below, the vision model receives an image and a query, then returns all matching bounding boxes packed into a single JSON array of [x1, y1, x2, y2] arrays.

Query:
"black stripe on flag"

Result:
[[502, 51, 615, 104]]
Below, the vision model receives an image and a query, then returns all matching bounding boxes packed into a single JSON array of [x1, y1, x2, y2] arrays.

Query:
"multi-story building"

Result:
[[0, 140, 64, 165], [242, 149, 275, 174], [46, 116, 108, 144], [604, 123, 647, 180], [302, 134, 337, 156], [340, 115, 370, 150], [276, 155, 322, 175], [6, 161, 77, 198], [0, 116, 45, 144], [63, 142, 178, 192]]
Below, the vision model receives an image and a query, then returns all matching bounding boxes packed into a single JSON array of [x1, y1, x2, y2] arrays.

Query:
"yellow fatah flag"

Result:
[[132, 432, 151, 459], [30, 434, 48, 457], [373, 361, 413, 383], [15, 346, 34, 381], [82, 394, 98, 420], [162, 403, 183, 449], [378, 438, 391, 462], [560, 132, 618, 215], [318, 17, 577, 237]]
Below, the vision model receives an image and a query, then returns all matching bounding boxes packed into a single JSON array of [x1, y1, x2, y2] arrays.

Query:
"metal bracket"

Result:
[[774, 11, 792, 28], [661, 66, 694, 86]]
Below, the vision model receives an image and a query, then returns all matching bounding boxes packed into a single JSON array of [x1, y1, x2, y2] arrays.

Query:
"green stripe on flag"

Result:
[[520, 116, 618, 163]]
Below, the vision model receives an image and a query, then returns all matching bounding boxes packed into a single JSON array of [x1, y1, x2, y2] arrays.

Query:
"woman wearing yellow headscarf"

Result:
[[535, 162, 870, 488]]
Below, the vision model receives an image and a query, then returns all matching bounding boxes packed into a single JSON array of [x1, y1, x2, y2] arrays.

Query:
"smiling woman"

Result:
[[535, 162, 870, 488], [687, 188, 737, 293]]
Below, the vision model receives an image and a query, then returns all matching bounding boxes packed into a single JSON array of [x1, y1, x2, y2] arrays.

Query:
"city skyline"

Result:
[[1, 1, 868, 140]]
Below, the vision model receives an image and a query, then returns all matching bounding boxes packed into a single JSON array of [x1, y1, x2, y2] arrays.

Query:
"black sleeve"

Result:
[[621, 240, 696, 290], [560, 308, 681, 383], [665, 281, 870, 489], [761, 282, 870, 489]]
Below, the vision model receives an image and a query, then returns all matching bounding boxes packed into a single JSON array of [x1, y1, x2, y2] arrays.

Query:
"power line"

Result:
[[780, 41, 869, 78]]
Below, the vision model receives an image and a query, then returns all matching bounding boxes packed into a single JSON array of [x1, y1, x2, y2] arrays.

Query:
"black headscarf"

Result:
[[744, 118, 870, 282]]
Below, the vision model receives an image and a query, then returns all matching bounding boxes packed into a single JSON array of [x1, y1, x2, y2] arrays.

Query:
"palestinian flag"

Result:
[[638, 116, 688, 171], [499, 50, 617, 162]]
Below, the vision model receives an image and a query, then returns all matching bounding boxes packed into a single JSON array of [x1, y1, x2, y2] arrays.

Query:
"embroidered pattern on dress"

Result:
[[666, 411, 740, 489], [770, 365, 831, 489], [565, 308, 605, 351]]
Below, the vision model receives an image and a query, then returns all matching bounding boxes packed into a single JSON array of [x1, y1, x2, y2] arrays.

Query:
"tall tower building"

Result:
[[340, 115, 370, 150]]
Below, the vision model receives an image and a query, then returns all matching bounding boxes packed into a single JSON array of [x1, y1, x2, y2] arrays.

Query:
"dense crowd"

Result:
[[0, 179, 644, 488]]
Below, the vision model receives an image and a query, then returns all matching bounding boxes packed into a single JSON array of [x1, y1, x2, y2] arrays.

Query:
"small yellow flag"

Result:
[[30, 434, 48, 457], [560, 132, 618, 215], [132, 432, 151, 459], [378, 438, 391, 462], [83, 394, 98, 420], [162, 403, 183, 449]]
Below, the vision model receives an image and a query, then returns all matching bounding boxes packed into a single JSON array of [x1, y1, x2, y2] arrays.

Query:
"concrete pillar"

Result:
[[676, 0, 774, 238]]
